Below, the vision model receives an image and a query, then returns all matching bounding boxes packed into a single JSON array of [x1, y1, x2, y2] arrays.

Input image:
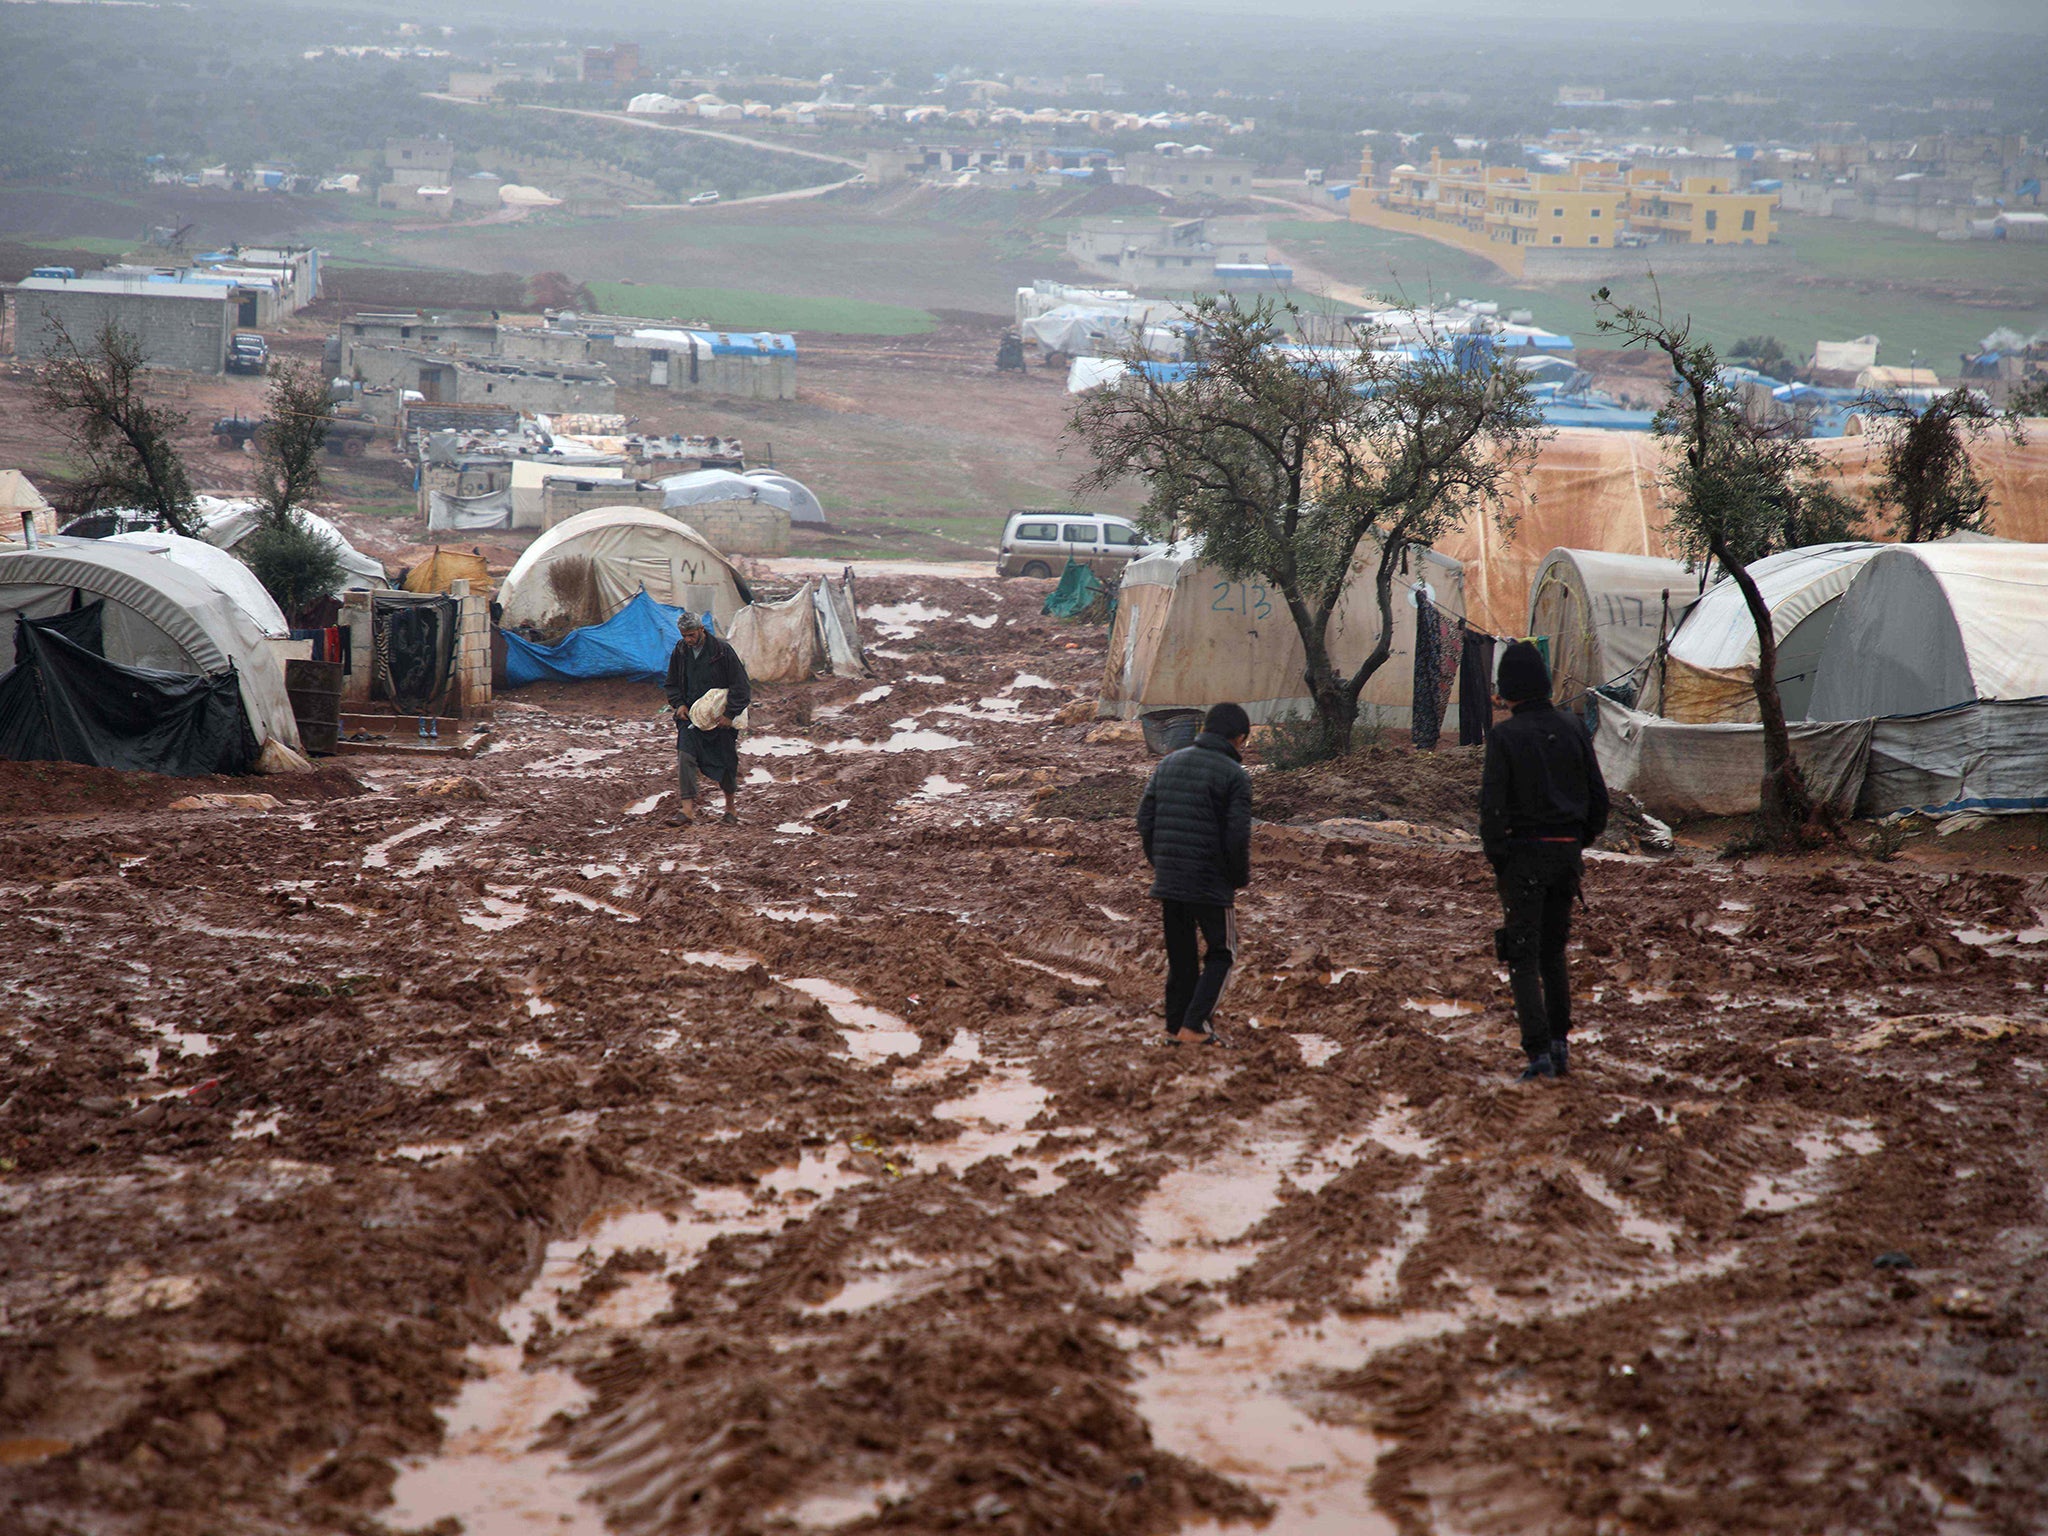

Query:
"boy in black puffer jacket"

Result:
[[1136, 702, 1254, 1045]]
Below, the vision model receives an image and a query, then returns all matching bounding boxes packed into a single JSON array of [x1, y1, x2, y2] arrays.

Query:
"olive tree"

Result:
[[1594, 291, 1849, 841], [255, 361, 336, 530], [1069, 296, 1545, 756], [1858, 386, 2018, 543], [34, 317, 196, 534]]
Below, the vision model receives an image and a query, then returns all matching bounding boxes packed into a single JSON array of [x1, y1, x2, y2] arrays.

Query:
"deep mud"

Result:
[[4, 575, 2046, 1536]]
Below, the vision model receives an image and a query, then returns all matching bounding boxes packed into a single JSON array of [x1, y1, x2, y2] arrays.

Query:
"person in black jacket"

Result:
[[663, 612, 752, 826], [1137, 702, 1254, 1045], [1480, 640, 1610, 1081]]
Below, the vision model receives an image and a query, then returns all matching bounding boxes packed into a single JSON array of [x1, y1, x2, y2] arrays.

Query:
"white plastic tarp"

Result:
[[728, 581, 823, 683], [0, 542, 301, 753], [813, 580, 865, 677], [1807, 543, 2048, 720], [1594, 700, 1870, 820], [426, 489, 514, 532], [103, 531, 291, 638], [1861, 702, 2048, 816]]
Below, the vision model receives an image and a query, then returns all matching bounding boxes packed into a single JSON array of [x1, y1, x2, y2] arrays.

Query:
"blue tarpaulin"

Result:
[[502, 589, 706, 688]]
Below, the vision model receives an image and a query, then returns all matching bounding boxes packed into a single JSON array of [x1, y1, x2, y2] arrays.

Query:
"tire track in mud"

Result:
[[3, 578, 2046, 1535]]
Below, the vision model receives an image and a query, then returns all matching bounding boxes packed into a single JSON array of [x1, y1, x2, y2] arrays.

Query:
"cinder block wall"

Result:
[[667, 502, 791, 556], [451, 579, 493, 718]]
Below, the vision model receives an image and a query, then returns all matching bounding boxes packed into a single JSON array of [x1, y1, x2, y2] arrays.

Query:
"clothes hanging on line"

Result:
[[1458, 627, 1496, 746]]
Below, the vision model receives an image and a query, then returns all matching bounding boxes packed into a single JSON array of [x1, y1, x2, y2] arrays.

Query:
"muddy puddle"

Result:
[[9, 571, 2048, 1536]]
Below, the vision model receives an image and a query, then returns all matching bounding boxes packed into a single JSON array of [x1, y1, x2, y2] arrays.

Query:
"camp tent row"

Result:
[[1534, 538, 2048, 818]]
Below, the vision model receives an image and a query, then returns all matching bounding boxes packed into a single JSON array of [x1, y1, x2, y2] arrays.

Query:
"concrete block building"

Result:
[[8, 276, 234, 374]]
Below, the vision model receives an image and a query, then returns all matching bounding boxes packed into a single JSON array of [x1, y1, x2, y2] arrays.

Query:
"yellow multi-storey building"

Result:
[[1352, 149, 1779, 274]]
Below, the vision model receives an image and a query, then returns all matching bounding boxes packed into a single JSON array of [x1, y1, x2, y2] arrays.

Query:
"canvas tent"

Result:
[[502, 589, 685, 688], [497, 506, 750, 638], [727, 577, 865, 683], [1525, 548, 1698, 711], [1807, 543, 2048, 720], [1100, 538, 1466, 726], [192, 499, 388, 592], [103, 531, 292, 639], [0, 541, 302, 756], [1638, 543, 1884, 723]]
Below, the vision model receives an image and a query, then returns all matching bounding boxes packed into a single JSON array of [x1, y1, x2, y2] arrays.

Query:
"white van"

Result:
[[997, 511, 1155, 579]]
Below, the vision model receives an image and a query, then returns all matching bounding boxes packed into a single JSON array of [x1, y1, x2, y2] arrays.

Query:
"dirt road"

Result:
[[3, 577, 2045, 1535]]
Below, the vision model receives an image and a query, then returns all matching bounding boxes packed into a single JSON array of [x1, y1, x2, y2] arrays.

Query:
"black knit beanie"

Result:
[[1496, 639, 1550, 704]]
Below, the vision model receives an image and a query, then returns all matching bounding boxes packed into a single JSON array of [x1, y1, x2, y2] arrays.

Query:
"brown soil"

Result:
[[3, 573, 2046, 1536], [0, 759, 364, 820]]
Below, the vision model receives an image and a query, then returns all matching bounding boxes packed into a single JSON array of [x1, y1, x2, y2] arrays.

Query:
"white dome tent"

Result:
[[191, 498, 389, 593], [498, 507, 751, 638], [740, 470, 827, 527], [1640, 543, 1884, 723], [1808, 543, 2048, 720], [0, 541, 302, 755], [103, 531, 292, 639]]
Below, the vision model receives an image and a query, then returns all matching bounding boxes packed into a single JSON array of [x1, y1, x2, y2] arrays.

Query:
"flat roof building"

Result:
[[8, 276, 234, 374]]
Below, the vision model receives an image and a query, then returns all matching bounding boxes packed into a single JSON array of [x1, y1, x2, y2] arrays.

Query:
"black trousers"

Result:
[[1161, 899, 1236, 1034], [1494, 844, 1581, 1060]]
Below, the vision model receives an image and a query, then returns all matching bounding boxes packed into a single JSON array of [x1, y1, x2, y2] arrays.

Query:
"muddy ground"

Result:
[[4, 575, 2047, 1536]]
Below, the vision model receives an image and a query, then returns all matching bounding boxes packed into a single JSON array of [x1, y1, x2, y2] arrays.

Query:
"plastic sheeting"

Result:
[[0, 541, 300, 753], [727, 577, 866, 683], [729, 581, 823, 683], [814, 579, 865, 677], [426, 488, 513, 531], [0, 612, 256, 776], [497, 507, 748, 638], [403, 548, 493, 596], [1596, 696, 2048, 819], [1594, 700, 1872, 820], [1524, 548, 1696, 708], [1862, 702, 2048, 815], [1641, 543, 1883, 724], [502, 589, 689, 689], [1099, 538, 1466, 726], [1807, 542, 2048, 720]]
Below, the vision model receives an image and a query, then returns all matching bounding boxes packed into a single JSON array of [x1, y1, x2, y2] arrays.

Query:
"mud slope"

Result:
[[2, 575, 2044, 1536]]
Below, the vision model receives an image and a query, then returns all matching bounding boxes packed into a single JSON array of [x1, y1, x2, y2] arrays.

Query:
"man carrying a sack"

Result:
[[664, 612, 751, 826]]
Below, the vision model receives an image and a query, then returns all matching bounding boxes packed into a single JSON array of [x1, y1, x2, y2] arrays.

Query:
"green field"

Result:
[[588, 281, 936, 336], [1268, 214, 2048, 368]]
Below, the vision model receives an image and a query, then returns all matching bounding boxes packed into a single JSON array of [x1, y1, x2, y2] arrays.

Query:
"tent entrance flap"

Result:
[[0, 615, 258, 776]]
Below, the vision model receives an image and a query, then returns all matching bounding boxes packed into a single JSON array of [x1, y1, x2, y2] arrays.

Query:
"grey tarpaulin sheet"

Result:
[[1861, 701, 2048, 816], [1594, 700, 1871, 819], [813, 579, 866, 678], [427, 489, 514, 532]]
